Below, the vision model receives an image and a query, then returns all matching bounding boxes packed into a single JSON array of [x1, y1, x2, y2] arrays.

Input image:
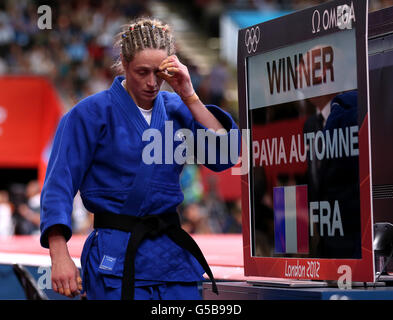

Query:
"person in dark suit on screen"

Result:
[[303, 93, 337, 203], [318, 90, 361, 259]]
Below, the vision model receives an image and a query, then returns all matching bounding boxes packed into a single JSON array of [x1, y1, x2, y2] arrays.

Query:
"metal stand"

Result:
[[248, 278, 388, 288], [247, 278, 328, 288], [12, 264, 48, 300]]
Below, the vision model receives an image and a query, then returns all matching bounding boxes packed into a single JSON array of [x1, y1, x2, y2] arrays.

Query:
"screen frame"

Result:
[[238, 0, 375, 282]]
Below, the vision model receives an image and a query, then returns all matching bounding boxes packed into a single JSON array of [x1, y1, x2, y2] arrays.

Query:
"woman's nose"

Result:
[[147, 73, 157, 87]]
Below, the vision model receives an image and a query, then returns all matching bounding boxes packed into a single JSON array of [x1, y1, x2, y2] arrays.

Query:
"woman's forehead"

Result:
[[131, 48, 168, 67]]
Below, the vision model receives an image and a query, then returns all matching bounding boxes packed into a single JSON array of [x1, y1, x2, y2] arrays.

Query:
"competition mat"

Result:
[[0, 234, 263, 281]]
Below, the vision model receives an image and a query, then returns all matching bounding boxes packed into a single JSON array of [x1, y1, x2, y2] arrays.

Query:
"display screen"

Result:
[[246, 28, 363, 260]]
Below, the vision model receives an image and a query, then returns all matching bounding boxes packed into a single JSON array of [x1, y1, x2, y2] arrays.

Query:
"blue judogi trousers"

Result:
[[83, 231, 201, 300]]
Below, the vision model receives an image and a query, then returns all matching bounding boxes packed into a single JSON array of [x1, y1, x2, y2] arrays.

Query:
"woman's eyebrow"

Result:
[[134, 66, 150, 71], [134, 65, 161, 73]]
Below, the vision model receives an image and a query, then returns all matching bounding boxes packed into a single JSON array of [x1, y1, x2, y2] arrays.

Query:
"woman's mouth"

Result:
[[143, 90, 158, 96]]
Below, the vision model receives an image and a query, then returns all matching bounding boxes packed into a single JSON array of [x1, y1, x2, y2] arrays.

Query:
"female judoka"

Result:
[[40, 17, 239, 300]]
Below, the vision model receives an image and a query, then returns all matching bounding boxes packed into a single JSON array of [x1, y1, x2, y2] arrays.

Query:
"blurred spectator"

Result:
[[87, 36, 104, 63], [370, 0, 393, 11], [0, 190, 14, 236], [180, 164, 204, 206], [0, 11, 14, 55], [16, 180, 41, 235], [181, 203, 213, 234], [252, 0, 280, 11], [222, 198, 242, 233], [66, 35, 88, 63], [189, 63, 203, 96], [87, 66, 111, 95], [28, 44, 56, 77], [8, 183, 27, 235], [202, 174, 230, 233], [0, 57, 7, 74], [207, 59, 229, 107], [291, 0, 322, 10]]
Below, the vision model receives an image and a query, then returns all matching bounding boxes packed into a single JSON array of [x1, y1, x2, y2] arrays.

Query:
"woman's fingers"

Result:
[[158, 54, 193, 98], [161, 55, 178, 65], [52, 275, 81, 298], [77, 276, 83, 291], [57, 281, 64, 295], [157, 65, 180, 78], [157, 71, 171, 81], [52, 280, 59, 293], [159, 61, 177, 71], [69, 277, 80, 297], [61, 278, 72, 297], [159, 55, 185, 75], [157, 68, 180, 85], [165, 67, 180, 75]]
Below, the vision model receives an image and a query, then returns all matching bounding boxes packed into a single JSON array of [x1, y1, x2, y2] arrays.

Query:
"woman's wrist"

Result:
[[48, 226, 69, 260], [181, 91, 200, 105]]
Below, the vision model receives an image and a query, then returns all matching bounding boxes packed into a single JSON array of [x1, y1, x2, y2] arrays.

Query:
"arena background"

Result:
[[0, 0, 391, 300]]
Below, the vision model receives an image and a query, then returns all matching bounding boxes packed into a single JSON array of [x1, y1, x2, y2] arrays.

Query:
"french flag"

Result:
[[273, 185, 309, 254]]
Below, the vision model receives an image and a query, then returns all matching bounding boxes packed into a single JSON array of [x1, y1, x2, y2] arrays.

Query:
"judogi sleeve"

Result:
[[40, 101, 103, 248], [190, 104, 241, 172]]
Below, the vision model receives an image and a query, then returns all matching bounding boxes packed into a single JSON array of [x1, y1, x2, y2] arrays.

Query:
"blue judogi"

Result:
[[40, 76, 239, 299]]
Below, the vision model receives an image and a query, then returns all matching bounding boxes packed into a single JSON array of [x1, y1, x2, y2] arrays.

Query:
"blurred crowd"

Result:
[[0, 0, 237, 113], [0, 0, 150, 111], [0, 180, 42, 236], [166, 0, 393, 36], [1, 0, 391, 109], [0, 0, 242, 237], [0, 0, 392, 237], [0, 180, 94, 236], [0, 170, 242, 236]]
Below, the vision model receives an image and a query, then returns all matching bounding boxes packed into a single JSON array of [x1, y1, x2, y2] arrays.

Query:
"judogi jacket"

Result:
[[40, 76, 240, 288]]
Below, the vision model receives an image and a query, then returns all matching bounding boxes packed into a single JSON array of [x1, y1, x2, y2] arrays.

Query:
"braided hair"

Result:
[[113, 17, 175, 74]]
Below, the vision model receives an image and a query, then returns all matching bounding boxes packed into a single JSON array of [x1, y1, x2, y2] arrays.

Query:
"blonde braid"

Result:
[[113, 17, 176, 74]]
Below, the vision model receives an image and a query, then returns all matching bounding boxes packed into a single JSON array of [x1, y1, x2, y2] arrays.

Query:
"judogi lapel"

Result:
[[110, 77, 167, 215]]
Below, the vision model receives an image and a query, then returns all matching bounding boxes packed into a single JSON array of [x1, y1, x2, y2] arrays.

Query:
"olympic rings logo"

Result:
[[245, 26, 260, 54]]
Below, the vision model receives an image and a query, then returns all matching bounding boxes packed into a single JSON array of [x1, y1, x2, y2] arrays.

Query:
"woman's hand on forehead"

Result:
[[157, 55, 194, 99], [158, 55, 180, 75]]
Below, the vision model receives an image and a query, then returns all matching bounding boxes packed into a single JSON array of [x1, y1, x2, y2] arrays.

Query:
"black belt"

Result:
[[93, 212, 218, 300]]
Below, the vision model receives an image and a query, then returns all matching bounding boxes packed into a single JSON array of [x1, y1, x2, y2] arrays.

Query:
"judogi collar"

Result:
[[110, 76, 167, 135]]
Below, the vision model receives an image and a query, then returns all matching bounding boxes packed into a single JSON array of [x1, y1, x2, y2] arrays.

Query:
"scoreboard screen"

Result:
[[238, 0, 374, 282]]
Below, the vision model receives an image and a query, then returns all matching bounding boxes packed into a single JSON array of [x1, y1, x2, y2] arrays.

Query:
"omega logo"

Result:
[[312, 1, 355, 34]]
